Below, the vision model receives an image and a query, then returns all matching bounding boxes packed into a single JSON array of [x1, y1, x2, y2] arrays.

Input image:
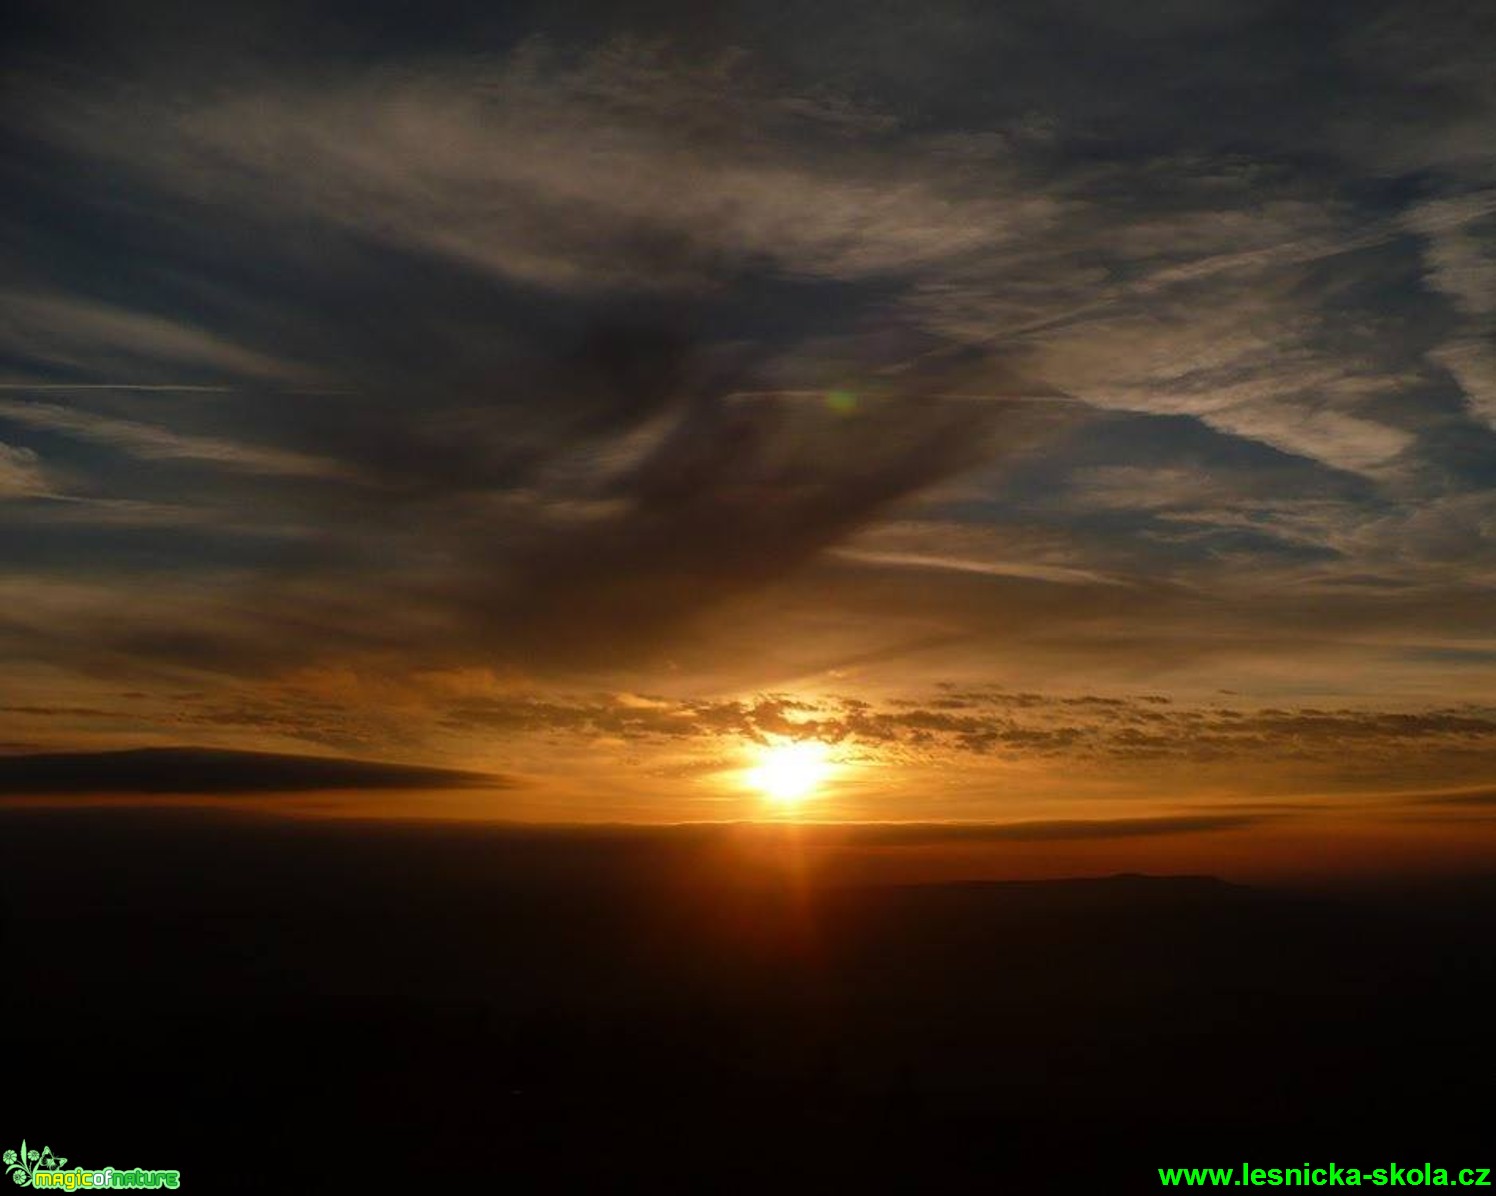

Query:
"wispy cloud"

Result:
[[0, 291, 323, 386], [0, 442, 49, 497], [0, 398, 352, 479]]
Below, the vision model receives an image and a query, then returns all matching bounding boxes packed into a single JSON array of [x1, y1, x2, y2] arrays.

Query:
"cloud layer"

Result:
[[0, 747, 502, 795]]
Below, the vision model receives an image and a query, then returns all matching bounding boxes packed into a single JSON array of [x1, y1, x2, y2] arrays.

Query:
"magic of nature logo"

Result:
[[6, 1140, 180, 1190]]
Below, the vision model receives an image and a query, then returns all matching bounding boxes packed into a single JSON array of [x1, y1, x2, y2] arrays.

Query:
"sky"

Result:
[[2, 0, 1494, 877]]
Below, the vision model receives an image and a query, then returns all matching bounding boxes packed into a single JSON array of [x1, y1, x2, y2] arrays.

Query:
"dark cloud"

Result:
[[1405, 787, 1496, 807], [814, 814, 1272, 844], [0, 747, 505, 796]]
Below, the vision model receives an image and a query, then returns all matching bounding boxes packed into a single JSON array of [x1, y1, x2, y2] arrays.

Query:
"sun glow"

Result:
[[745, 740, 834, 807]]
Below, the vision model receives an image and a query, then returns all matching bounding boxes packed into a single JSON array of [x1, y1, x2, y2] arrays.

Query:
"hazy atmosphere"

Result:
[[3, 3, 1494, 1188]]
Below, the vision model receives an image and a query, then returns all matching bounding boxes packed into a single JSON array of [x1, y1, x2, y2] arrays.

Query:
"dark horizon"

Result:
[[3, 806, 1493, 1190]]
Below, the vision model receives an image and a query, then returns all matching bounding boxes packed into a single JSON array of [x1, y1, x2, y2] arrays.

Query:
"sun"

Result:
[[745, 740, 834, 807]]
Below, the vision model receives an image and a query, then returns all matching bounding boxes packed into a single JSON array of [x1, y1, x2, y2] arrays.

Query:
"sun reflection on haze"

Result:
[[744, 740, 835, 810]]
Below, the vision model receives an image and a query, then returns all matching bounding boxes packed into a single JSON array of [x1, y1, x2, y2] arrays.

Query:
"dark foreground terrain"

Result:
[[2, 809, 1492, 1192]]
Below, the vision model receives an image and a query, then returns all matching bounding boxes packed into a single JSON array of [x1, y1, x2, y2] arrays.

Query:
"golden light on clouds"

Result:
[[744, 740, 835, 810]]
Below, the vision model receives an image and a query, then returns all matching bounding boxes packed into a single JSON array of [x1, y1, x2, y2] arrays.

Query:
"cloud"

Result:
[[1406, 194, 1496, 427], [820, 813, 1271, 844], [829, 518, 1129, 586], [16, 37, 1435, 483], [0, 747, 505, 795], [1399, 785, 1496, 807], [432, 687, 1496, 774], [0, 291, 321, 387], [0, 398, 351, 479], [0, 5, 1491, 732], [1014, 292, 1420, 476], [1340, 3, 1496, 181], [28, 49, 1054, 296], [0, 442, 48, 497]]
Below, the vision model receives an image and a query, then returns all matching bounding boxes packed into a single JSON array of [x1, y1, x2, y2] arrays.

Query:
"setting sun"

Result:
[[745, 741, 834, 807]]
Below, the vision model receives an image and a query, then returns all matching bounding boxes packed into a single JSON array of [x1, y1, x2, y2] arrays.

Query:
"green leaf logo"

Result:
[[5, 1139, 66, 1185], [5, 1139, 30, 1186]]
